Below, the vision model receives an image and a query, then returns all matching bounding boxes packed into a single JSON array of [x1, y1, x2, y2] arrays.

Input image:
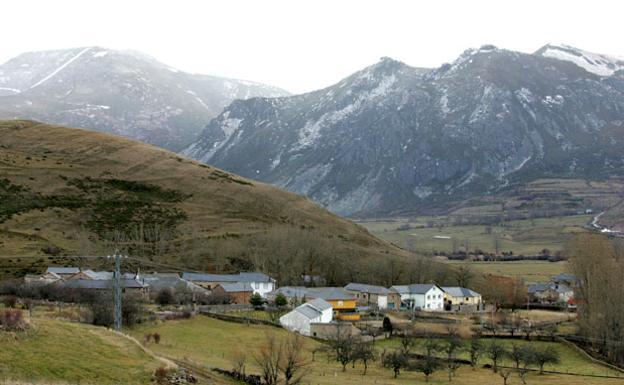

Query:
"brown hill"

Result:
[[0, 120, 430, 284]]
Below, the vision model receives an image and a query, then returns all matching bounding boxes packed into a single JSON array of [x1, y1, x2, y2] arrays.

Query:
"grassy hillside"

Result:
[[131, 315, 624, 385], [0, 319, 160, 384], [0, 120, 410, 281]]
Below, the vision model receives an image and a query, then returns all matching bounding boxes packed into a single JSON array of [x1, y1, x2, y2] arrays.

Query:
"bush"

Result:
[[274, 293, 288, 307], [156, 288, 176, 306], [0, 309, 27, 331], [2, 295, 18, 308]]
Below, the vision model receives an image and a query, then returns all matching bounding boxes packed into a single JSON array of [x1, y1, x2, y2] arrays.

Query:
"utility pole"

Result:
[[108, 252, 126, 331]]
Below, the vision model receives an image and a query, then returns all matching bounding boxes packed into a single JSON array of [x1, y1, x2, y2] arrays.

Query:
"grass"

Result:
[[130, 315, 624, 385], [359, 215, 591, 256], [0, 319, 160, 384], [446, 260, 568, 283], [0, 120, 407, 278]]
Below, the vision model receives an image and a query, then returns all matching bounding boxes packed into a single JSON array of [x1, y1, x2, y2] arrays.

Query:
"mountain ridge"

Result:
[[0, 46, 289, 151], [183, 44, 624, 217]]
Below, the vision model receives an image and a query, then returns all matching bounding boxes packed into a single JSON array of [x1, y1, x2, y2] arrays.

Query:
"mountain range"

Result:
[[183, 44, 624, 217], [0, 47, 289, 151]]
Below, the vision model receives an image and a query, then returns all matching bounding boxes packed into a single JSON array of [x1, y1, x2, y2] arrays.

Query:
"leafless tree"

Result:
[[254, 333, 281, 385], [279, 333, 308, 385]]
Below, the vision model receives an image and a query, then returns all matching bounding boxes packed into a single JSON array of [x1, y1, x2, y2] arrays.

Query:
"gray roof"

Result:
[[182, 272, 273, 283], [528, 283, 553, 294], [141, 276, 208, 293], [269, 286, 354, 301], [345, 282, 390, 295], [307, 298, 332, 311], [270, 286, 308, 298], [301, 287, 355, 301], [218, 283, 253, 293], [295, 304, 322, 320], [552, 273, 578, 282], [47, 267, 80, 274], [61, 279, 148, 290], [391, 284, 438, 295], [441, 287, 481, 298]]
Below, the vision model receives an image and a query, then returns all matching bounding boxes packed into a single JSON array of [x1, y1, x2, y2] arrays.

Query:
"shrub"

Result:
[[2, 295, 18, 308], [0, 309, 27, 331], [156, 288, 177, 306]]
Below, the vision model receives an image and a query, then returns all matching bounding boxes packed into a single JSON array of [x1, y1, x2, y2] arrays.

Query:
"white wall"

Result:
[[424, 286, 444, 311], [251, 281, 275, 297], [377, 295, 388, 309], [280, 311, 314, 336]]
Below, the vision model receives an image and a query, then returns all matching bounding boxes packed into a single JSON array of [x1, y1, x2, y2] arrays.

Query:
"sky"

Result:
[[1, 0, 623, 94]]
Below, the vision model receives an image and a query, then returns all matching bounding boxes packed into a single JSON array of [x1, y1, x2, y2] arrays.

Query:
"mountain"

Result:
[[0, 120, 419, 283], [183, 44, 624, 217], [0, 47, 288, 151]]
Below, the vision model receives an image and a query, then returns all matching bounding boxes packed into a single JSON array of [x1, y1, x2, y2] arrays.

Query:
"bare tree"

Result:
[[469, 333, 482, 370], [486, 339, 507, 373], [352, 341, 376, 375], [443, 326, 463, 381], [254, 333, 281, 385], [279, 333, 308, 385]]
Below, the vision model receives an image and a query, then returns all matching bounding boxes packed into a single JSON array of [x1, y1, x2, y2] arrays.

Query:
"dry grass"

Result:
[[130, 315, 624, 385], [0, 120, 407, 277]]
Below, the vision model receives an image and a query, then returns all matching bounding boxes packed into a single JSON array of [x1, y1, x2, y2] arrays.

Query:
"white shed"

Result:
[[279, 298, 333, 336]]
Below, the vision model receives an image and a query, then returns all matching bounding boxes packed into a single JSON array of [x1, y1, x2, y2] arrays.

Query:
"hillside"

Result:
[[0, 120, 413, 282], [183, 44, 624, 217], [0, 47, 289, 151], [0, 318, 161, 384]]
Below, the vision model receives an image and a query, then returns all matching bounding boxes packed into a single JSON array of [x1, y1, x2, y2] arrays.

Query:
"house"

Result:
[[266, 286, 309, 305], [46, 267, 80, 279], [528, 282, 574, 304], [279, 298, 333, 336], [268, 287, 360, 321], [552, 274, 579, 288], [390, 284, 445, 311], [60, 279, 149, 297], [24, 271, 62, 285], [442, 287, 482, 305], [212, 283, 254, 305], [140, 273, 209, 296], [344, 283, 398, 310], [441, 287, 483, 310], [182, 272, 275, 297]]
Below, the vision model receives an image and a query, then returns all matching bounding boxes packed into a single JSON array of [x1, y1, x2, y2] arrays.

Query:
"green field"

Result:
[[0, 319, 160, 384], [359, 215, 591, 256], [447, 260, 568, 283], [130, 315, 623, 385]]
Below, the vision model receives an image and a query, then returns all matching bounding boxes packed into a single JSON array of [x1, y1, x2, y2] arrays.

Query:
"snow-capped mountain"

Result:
[[183, 44, 624, 217], [0, 47, 289, 150]]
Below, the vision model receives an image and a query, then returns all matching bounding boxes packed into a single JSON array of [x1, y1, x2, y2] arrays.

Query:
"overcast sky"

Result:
[[2, 0, 623, 94]]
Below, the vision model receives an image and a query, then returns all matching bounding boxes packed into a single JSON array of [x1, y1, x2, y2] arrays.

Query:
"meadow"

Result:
[[130, 315, 623, 385]]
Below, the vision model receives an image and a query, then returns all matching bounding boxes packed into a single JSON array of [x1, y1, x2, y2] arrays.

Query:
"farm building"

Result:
[[441, 287, 483, 311], [344, 282, 400, 310], [268, 287, 360, 321], [279, 298, 333, 336], [182, 272, 275, 297], [212, 283, 254, 305]]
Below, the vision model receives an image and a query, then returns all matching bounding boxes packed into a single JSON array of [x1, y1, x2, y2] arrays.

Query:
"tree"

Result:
[[498, 368, 513, 385], [352, 341, 376, 375], [534, 346, 560, 374], [230, 350, 247, 376], [279, 333, 308, 385], [411, 355, 441, 383], [469, 334, 482, 370], [382, 316, 393, 337], [455, 265, 473, 287], [382, 349, 407, 378], [274, 293, 288, 308], [254, 333, 281, 385], [250, 293, 265, 309], [328, 324, 356, 371], [486, 340, 507, 373], [443, 327, 463, 380]]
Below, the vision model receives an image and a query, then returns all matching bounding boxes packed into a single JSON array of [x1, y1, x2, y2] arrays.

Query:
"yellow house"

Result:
[[442, 287, 482, 306]]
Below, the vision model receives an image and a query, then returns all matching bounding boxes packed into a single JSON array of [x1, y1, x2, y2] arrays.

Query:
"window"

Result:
[[427, 295, 431, 299]]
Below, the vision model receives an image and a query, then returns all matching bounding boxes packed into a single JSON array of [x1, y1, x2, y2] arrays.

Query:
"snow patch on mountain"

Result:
[[28, 47, 92, 90], [539, 44, 624, 76]]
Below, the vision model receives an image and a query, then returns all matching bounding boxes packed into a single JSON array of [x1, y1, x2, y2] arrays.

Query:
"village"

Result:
[[16, 265, 578, 339]]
